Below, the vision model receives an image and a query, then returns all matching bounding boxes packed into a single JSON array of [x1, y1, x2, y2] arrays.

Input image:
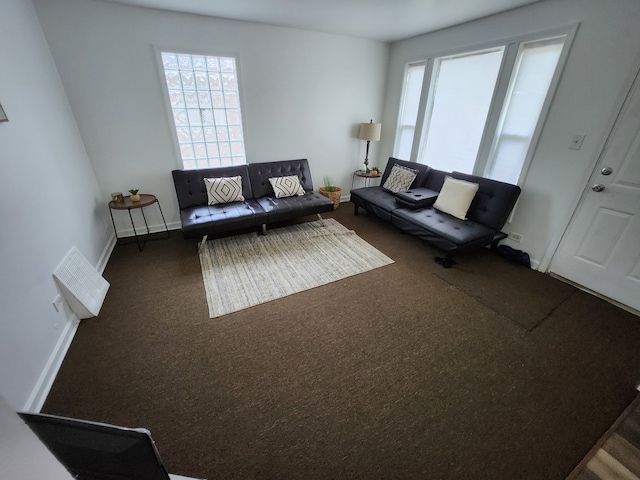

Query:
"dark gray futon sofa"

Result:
[[172, 159, 334, 244], [350, 157, 521, 267]]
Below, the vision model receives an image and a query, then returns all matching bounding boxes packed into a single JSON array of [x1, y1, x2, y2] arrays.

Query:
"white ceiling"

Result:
[[96, 0, 544, 42]]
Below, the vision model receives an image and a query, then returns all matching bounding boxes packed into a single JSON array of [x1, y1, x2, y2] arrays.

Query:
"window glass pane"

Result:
[[485, 36, 566, 184], [418, 48, 504, 173], [162, 52, 246, 169], [393, 63, 425, 160]]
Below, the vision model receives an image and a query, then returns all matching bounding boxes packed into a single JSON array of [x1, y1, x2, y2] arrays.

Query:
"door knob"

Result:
[[601, 167, 613, 175], [592, 183, 605, 192]]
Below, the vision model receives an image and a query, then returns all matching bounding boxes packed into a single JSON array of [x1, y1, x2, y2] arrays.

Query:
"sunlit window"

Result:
[[417, 47, 504, 173], [396, 30, 571, 186], [161, 52, 246, 169]]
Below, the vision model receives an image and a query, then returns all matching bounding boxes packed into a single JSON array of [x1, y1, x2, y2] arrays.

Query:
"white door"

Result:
[[550, 70, 640, 312]]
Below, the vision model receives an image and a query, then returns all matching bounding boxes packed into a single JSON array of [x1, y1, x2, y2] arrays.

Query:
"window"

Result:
[[417, 47, 504, 173], [394, 62, 425, 160], [394, 29, 574, 186], [161, 52, 246, 169], [484, 37, 566, 184]]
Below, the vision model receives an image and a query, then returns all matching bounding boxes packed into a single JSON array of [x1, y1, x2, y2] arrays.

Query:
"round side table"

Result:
[[351, 170, 382, 189], [108, 194, 170, 251]]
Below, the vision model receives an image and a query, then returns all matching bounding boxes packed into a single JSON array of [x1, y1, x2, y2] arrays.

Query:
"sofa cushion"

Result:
[[392, 207, 496, 246], [205, 176, 245, 205], [382, 164, 419, 193], [450, 171, 521, 230], [350, 186, 399, 222], [433, 176, 479, 220], [248, 159, 314, 198], [268, 175, 305, 198], [172, 165, 253, 210], [255, 192, 333, 224], [179, 200, 267, 239]]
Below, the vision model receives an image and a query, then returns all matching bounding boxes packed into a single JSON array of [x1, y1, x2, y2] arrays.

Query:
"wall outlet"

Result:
[[509, 232, 523, 243], [53, 294, 64, 312]]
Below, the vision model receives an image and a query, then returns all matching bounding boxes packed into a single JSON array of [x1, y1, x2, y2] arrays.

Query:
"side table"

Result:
[[108, 194, 170, 251], [351, 170, 382, 189]]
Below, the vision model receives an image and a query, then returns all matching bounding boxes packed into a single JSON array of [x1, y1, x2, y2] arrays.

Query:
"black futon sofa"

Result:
[[172, 159, 334, 243], [350, 158, 521, 267]]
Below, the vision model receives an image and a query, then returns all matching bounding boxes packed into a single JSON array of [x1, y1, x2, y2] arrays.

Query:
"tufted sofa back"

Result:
[[380, 157, 431, 190], [172, 165, 254, 209], [248, 159, 314, 198], [450, 171, 521, 230]]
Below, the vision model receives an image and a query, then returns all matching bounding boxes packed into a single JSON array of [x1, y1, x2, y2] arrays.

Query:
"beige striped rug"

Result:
[[199, 218, 394, 318]]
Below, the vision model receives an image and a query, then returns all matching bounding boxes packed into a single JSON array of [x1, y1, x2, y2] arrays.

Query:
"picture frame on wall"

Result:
[[0, 103, 7, 122]]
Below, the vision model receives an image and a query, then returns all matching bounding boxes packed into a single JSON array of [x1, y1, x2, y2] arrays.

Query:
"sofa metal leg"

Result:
[[197, 235, 208, 255], [354, 204, 359, 216], [317, 213, 326, 227], [260, 224, 267, 235]]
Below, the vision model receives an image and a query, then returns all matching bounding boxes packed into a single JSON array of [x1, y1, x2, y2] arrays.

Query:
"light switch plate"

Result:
[[569, 134, 586, 150]]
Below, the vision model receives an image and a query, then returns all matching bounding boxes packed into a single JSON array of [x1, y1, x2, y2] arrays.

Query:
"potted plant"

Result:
[[129, 189, 141, 202], [318, 176, 342, 210]]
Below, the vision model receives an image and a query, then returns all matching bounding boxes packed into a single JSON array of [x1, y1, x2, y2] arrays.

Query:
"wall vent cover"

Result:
[[53, 246, 109, 319]]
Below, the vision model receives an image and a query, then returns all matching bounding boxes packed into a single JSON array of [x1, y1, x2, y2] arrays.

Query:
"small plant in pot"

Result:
[[129, 189, 141, 202], [319, 176, 342, 210]]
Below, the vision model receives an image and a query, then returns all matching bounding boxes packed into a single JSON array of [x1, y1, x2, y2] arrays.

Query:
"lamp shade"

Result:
[[359, 122, 381, 142]]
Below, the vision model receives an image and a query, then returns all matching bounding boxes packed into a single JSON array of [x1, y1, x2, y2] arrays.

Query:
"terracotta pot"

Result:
[[130, 194, 141, 202], [319, 187, 342, 210]]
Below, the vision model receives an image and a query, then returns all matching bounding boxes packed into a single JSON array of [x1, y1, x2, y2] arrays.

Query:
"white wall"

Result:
[[383, 0, 640, 269], [32, 0, 390, 233], [0, 395, 74, 479], [0, 0, 111, 410]]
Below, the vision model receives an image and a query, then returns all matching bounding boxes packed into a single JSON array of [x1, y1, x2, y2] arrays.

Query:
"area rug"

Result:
[[199, 218, 394, 318]]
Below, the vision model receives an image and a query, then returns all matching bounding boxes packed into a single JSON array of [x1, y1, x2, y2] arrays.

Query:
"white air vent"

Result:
[[52, 246, 109, 319]]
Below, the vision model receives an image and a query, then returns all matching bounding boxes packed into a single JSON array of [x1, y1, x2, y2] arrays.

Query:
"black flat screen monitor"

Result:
[[18, 412, 171, 480]]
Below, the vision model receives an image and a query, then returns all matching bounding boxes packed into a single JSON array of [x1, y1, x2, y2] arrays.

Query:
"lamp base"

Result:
[[363, 140, 372, 174]]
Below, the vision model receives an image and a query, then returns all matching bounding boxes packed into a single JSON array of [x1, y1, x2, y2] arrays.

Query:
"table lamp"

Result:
[[359, 120, 381, 172]]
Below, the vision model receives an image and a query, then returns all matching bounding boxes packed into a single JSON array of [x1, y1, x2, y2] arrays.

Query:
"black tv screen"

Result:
[[18, 412, 171, 480]]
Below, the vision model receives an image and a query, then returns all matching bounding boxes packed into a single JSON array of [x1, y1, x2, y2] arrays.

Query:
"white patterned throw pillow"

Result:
[[204, 176, 245, 205], [382, 164, 418, 193], [269, 176, 305, 198], [433, 176, 479, 220]]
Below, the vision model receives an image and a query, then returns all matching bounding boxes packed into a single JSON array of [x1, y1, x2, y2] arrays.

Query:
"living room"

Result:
[[2, 0, 640, 477]]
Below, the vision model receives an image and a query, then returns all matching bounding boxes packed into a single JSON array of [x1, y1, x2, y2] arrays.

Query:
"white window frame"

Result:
[[395, 25, 578, 187], [393, 61, 426, 159], [156, 48, 247, 170]]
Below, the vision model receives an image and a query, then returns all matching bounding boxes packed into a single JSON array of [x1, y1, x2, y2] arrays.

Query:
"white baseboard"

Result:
[[96, 234, 116, 274], [23, 314, 80, 413], [116, 221, 180, 238], [25, 235, 116, 412]]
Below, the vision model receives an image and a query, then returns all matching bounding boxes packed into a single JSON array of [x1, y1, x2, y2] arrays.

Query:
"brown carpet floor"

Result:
[[43, 204, 640, 480]]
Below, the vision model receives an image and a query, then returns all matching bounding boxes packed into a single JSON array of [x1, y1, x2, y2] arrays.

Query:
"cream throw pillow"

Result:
[[433, 176, 479, 220], [269, 175, 305, 198], [204, 176, 245, 205]]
